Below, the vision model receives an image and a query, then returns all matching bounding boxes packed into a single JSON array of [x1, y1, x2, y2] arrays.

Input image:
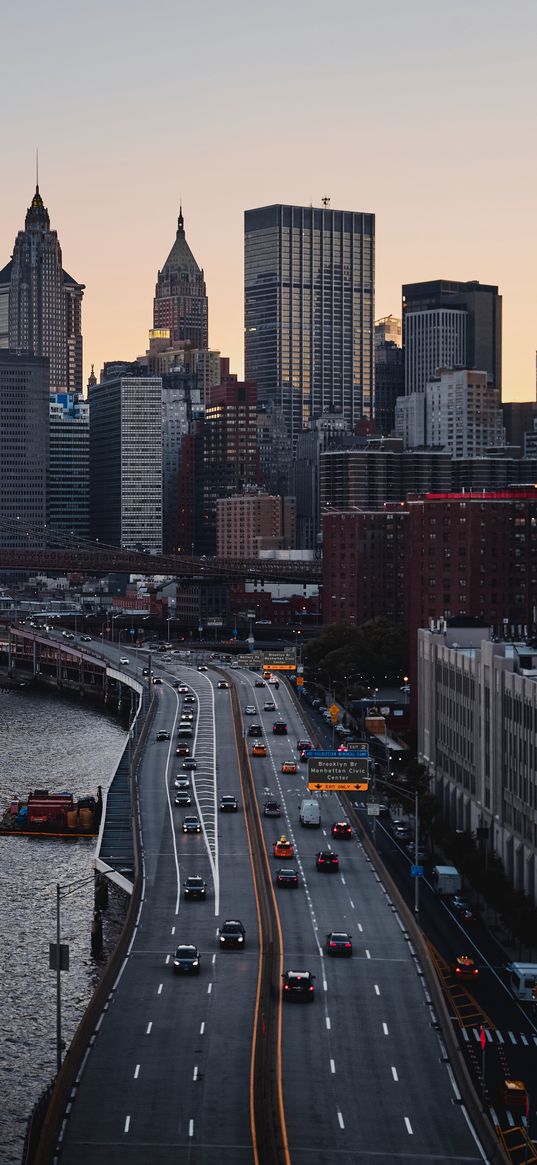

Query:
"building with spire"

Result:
[[0, 185, 85, 391], [153, 207, 208, 349]]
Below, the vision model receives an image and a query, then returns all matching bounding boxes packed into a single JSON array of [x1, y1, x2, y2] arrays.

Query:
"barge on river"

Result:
[[0, 788, 102, 838]]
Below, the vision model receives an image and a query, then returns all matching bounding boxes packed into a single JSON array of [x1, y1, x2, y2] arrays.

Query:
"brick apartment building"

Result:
[[216, 492, 296, 558], [322, 507, 408, 625]]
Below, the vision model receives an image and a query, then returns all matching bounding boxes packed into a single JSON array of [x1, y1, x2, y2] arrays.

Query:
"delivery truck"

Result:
[[432, 865, 462, 895]]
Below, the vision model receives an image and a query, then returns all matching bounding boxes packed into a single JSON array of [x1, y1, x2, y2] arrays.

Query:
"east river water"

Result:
[[0, 685, 127, 1164]]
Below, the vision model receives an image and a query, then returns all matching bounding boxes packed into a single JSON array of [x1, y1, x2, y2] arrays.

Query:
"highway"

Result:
[[55, 650, 490, 1164]]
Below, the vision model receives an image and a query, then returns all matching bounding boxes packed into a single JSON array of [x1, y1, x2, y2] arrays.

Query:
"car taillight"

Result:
[[329, 942, 336, 947], [284, 984, 290, 990], [345, 943, 351, 948], [309, 985, 314, 991]]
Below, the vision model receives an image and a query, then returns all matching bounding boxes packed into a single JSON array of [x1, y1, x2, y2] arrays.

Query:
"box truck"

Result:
[[432, 865, 462, 894]]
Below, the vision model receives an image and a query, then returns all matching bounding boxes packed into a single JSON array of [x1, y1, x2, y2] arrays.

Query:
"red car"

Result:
[[176, 745, 190, 756], [332, 821, 352, 839]]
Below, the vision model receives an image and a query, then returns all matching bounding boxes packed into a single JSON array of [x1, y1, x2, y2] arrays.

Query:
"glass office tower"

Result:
[[245, 204, 375, 447]]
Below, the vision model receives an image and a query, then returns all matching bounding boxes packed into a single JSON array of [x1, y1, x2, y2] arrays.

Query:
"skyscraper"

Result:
[[90, 375, 163, 552], [374, 316, 403, 436], [0, 350, 49, 548], [49, 392, 90, 538], [244, 203, 375, 446], [0, 185, 84, 391], [153, 208, 208, 349], [402, 279, 502, 396]]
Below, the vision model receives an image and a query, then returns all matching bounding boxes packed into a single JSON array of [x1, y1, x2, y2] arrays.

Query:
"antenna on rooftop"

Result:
[[322, 195, 330, 208]]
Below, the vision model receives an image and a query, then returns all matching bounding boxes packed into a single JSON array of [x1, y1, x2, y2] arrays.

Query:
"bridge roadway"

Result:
[[0, 545, 321, 583], [57, 658, 489, 1165]]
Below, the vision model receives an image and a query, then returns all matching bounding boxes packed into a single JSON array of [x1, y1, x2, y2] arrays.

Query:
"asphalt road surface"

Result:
[[57, 654, 490, 1164]]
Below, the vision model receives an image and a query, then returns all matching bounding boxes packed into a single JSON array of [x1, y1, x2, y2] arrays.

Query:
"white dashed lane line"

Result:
[[158, 983, 163, 995], [330, 1059, 336, 1074], [374, 984, 380, 995], [165, 955, 170, 965], [391, 1066, 399, 1081], [124, 1115, 130, 1134], [326, 1016, 331, 1029], [207, 982, 212, 994], [146, 1022, 152, 1035], [189, 1119, 194, 1137], [382, 1022, 389, 1035], [337, 1111, 345, 1130], [404, 1117, 413, 1134], [357, 923, 363, 932], [171, 926, 175, 936], [200, 1021, 205, 1034], [193, 1065, 198, 1081], [365, 949, 371, 959], [134, 1064, 140, 1079]]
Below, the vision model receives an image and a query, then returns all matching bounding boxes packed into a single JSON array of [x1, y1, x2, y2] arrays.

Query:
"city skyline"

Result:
[[2, 0, 536, 401]]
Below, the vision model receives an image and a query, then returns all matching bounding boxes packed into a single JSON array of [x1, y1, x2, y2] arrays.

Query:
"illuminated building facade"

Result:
[[245, 203, 375, 447]]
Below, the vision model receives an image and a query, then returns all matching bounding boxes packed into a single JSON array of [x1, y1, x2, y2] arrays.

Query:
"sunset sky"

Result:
[[2, 0, 536, 400]]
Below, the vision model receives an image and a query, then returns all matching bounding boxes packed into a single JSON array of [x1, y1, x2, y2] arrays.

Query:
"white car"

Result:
[[120, 657, 130, 665], [244, 705, 256, 715]]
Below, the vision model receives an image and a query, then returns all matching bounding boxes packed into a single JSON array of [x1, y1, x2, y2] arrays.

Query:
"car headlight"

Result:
[[238, 936, 243, 942], [192, 959, 199, 966], [220, 935, 225, 942]]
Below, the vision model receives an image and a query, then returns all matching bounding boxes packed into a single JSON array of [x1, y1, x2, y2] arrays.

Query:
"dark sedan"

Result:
[[263, 800, 281, 817], [182, 816, 202, 834], [276, 868, 299, 888], [218, 920, 245, 947], [173, 944, 201, 974], [184, 876, 207, 899], [219, 795, 238, 812], [325, 931, 352, 956], [316, 851, 339, 872], [282, 970, 315, 1000]]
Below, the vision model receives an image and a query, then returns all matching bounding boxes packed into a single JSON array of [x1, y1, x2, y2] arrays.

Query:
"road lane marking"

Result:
[[404, 1117, 413, 1134], [330, 1059, 336, 1074], [521, 1033, 529, 1045], [337, 1111, 345, 1129], [193, 1065, 198, 1081], [146, 1022, 152, 1034], [124, 1116, 130, 1133], [358, 923, 363, 932], [212, 953, 216, 965], [383, 1022, 389, 1035], [391, 1066, 398, 1081], [365, 949, 371, 959], [374, 984, 380, 995], [171, 926, 175, 935], [134, 1065, 140, 1079], [326, 1016, 331, 1029], [207, 982, 212, 994], [189, 1119, 194, 1137], [340, 876, 346, 885], [349, 898, 355, 908], [509, 1031, 516, 1044], [158, 983, 163, 995], [200, 1021, 205, 1034], [165, 955, 170, 965]]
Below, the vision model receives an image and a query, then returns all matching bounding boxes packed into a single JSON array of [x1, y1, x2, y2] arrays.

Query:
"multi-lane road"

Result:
[[57, 655, 490, 1164]]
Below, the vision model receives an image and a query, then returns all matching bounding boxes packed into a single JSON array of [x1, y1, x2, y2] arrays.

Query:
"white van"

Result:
[[509, 963, 537, 1001], [299, 798, 321, 827]]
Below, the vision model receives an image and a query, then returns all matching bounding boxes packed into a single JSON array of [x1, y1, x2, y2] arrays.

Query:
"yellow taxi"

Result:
[[273, 834, 294, 859], [252, 743, 267, 758], [281, 761, 298, 775]]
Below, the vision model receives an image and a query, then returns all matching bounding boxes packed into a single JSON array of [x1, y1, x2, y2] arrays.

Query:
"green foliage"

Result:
[[304, 618, 408, 691]]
